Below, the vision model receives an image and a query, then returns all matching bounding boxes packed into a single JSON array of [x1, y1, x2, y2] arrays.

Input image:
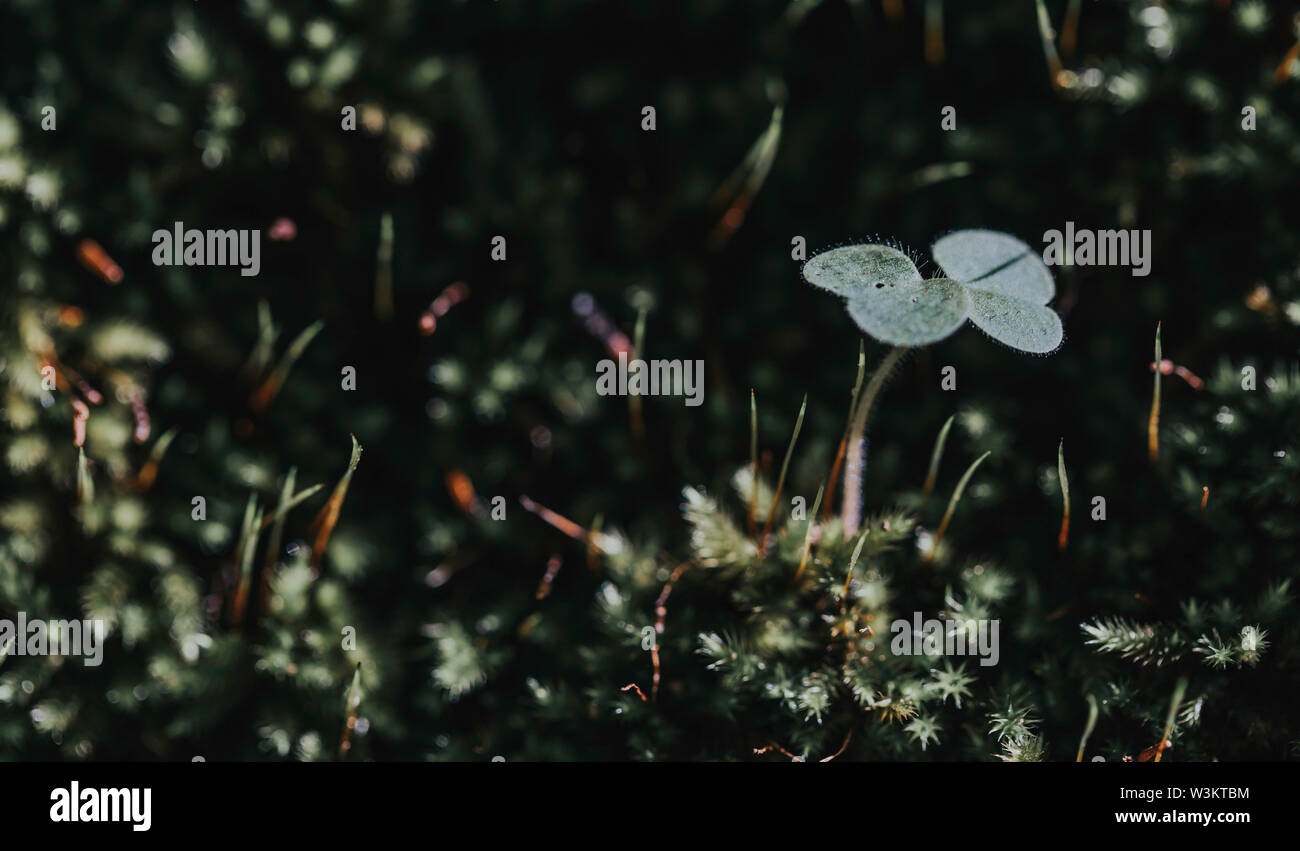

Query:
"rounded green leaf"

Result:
[[966, 288, 1063, 353], [845, 277, 970, 346], [931, 229, 1054, 304], [802, 243, 921, 298]]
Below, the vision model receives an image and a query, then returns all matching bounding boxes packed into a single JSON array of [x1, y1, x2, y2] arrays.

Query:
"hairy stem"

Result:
[[841, 346, 907, 537]]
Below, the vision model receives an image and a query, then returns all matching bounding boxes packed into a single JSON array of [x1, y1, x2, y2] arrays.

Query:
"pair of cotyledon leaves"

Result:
[[802, 229, 1063, 354]]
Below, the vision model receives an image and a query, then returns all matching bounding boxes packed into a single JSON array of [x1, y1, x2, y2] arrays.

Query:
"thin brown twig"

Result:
[[754, 728, 853, 762], [819, 729, 854, 762], [754, 741, 804, 761], [1148, 322, 1162, 464], [535, 553, 563, 600], [651, 563, 687, 701]]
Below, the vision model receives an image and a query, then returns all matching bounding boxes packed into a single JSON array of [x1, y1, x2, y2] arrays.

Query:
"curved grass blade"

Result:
[[839, 529, 871, 610], [242, 299, 278, 380], [823, 340, 866, 523], [259, 481, 325, 531], [1076, 693, 1099, 762], [134, 427, 177, 492], [927, 450, 991, 563], [308, 434, 363, 574], [232, 493, 262, 626], [252, 319, 324, 412], [923, 414, 956, 497], [1153, 676, 1188, 762], [261, 467, 298, 608], [709, 104, 783, 248]]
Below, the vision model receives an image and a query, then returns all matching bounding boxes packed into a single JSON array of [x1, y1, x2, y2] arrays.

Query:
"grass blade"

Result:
[[261, 467, 297, 609], [308, 434, 363, 574], [759, 394, 807, 558], [1034, 0, 1064, 91], [252, 319, 325, 412], [339, 662, 363, 759], [823, 340, 866, 523], [232, 494, 262, 626], [839, 529, 870, 609], [1076, 693, 1099, 762], [793, 480, 825, 584], [708, 104, 783, 248], [1154, 676, 1189, 762], [242, 299, 278, 380], [259, 481, 325, 531], [133, 426, 177, 492], [927, 450, 991, 563], [922, 413, 956, 497]]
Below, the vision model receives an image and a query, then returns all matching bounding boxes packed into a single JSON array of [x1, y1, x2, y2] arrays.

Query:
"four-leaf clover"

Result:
[[801, 229, 1063, 354]]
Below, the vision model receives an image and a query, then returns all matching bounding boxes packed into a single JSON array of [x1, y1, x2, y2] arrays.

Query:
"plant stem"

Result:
[[841, 346, 907, 537], [1148, 322, 1161, 464], [1075, 693, 1098, 762]]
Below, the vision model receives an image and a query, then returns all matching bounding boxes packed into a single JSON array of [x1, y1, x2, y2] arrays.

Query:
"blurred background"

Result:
[[1, 0, 1298, 760]]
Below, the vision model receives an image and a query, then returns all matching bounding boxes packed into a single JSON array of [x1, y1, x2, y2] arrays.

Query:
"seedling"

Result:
[[803, 229, 1062, 534]]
